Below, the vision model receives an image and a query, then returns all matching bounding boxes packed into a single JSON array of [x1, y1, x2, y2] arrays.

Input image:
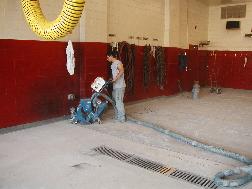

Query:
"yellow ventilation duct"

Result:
[[21, 0, 85, 40]]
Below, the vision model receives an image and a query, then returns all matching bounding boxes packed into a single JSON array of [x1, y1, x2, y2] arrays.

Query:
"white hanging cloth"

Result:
[[66, 40, 75, 75]]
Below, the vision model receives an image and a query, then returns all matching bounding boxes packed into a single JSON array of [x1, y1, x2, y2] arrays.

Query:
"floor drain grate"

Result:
[[93, 146, 218, 189], [170, 170, 218, 189]]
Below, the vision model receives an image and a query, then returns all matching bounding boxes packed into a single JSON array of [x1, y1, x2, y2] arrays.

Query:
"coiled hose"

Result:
[[21, 0, 85, 40], [118, 41, 135, 95], [155, 46, 166, 90], [127, 116, 252, 187], [143, 45, 151, 89]]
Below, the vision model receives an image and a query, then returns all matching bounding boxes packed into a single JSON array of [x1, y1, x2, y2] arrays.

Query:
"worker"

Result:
[[107, 51, 126, 122]]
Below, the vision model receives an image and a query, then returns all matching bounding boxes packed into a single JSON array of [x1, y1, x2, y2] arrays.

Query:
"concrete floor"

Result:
[[0, 88, 252, 189]]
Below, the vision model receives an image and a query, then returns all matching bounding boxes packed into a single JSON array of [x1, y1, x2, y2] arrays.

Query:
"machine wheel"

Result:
[[216, 88, 222, 94], [210, 87, 215, 93], [70, 120, 78, 124], [97, 118, 102, 124]]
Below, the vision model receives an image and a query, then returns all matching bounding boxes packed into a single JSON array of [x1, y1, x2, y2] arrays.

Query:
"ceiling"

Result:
[[206, 0, 252, 6]]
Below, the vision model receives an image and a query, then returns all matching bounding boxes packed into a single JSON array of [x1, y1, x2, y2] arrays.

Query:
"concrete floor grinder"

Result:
[[70, 77, 116, 124]]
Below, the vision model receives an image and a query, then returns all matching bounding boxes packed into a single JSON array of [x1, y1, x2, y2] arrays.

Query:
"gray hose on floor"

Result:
[[127, 116, 252, 187]]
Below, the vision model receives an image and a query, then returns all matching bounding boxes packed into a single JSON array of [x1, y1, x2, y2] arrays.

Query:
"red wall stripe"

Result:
[[1, 39, 252, 128], [0, 39, 80, 128]]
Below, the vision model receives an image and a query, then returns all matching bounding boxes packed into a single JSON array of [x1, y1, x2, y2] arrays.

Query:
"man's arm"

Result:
[[113, 63, 124, 82]]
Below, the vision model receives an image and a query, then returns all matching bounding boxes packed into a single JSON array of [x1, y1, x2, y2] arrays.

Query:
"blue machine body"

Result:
[[71, 96, 109, 124], [70, 78, 115, 125]]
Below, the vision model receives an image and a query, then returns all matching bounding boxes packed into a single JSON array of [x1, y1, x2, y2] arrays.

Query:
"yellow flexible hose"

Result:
[[21, 0, 85, 40]]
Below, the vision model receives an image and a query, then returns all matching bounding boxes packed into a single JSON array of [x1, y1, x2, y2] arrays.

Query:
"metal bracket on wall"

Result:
[[108, 34, 116, 37], [245, 34, 252, 38]]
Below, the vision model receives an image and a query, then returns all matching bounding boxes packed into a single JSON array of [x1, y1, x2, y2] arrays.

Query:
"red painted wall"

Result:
[[198, 50, 209, 87], [125, 46, 167, 102], [79, 45, 190, 102], [79, 42, 108, 98], [1, 39, 251, 129], [166, 47, 183, 94], [207, 51, 252, 90], [0, 39, 80, 128]]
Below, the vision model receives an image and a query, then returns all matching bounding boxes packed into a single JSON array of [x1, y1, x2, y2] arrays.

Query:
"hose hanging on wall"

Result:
[[21, 0, 85, 40], [178, 53, 188, 71], [118, 41, 135, 95], [143, 45, 151, 89], [155, 46, 166, 90]]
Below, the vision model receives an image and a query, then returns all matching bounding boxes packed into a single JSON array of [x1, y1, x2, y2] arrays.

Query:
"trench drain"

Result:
[[93, 146, 218, 189]]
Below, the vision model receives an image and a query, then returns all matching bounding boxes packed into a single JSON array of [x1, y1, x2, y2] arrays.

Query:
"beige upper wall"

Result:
[[169, 0, 209, 49], [2, 0, 250, 51], [208, 2, 252, 51], [108, 0, 165, 46], [188, 0, 209, 46], [0, 0, 165, 45], [80, 0, 108, 42], [164, 0, 170, 46], [0, 0, 208, 47]]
